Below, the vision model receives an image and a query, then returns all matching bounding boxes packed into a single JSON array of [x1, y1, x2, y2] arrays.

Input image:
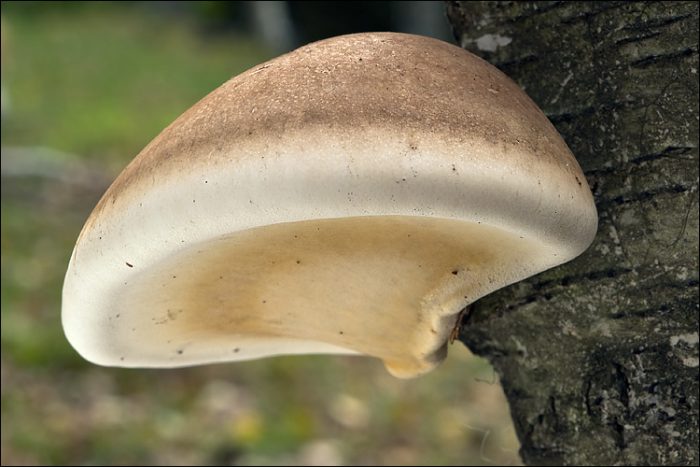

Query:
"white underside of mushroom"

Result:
[[62, 127, 596, 378]]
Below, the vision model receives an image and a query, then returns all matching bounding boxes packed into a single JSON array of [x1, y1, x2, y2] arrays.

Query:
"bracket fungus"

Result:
[[62, 33, 597, 378]]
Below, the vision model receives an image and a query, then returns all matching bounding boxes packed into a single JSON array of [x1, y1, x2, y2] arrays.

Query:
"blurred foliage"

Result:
[[1, 2, 521, 465], [1, 1, 268, 162]]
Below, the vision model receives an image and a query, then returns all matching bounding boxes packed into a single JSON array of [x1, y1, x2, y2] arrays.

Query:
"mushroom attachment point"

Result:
[[62, 33, 597, 378]]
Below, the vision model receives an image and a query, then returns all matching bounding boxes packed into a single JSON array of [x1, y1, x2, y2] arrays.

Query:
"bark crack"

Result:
[[559, 2, 627, 25], [614, 31, 662, 47], [496, 53, 539, 70], [630, 47, 697, 68], [622, 12, 693, 31], [597, 183, 693, 208], [586, 146, 696, 177]]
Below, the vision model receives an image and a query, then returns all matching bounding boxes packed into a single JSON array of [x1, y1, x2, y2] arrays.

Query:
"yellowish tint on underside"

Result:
[[116, 216, 543, 377]]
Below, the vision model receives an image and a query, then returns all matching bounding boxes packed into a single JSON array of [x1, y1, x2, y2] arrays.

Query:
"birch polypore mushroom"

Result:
[[62, 32, 597, 378]]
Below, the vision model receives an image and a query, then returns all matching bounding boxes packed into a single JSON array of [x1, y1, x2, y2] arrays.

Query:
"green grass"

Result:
[[1, 4, 521, 465], [2, 2, 270, 161]]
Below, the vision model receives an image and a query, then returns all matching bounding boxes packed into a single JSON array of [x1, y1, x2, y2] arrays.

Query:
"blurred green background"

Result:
[[1, 2, 521, 465]]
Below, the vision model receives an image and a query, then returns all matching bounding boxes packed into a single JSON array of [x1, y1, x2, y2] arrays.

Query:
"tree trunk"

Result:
[[446, 2, 699, 465]]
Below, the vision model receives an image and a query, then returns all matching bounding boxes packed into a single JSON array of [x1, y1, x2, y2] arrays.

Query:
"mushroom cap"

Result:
[[62, 32, 597, 378]]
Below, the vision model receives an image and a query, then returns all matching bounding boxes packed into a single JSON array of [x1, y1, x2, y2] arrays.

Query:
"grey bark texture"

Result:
[[446, 2, 699, 465]]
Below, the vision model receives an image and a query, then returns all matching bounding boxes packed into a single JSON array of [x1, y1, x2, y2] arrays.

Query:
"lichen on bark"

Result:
[[446, 2, 699, 465]]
